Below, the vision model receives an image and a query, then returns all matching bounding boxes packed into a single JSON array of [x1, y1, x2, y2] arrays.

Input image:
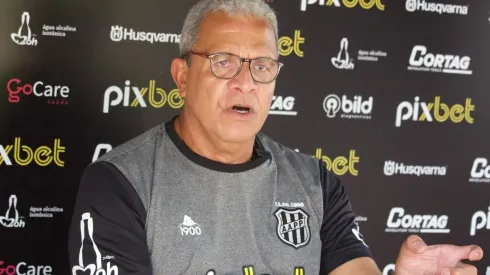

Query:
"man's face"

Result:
[[181, 12, 278, 143]]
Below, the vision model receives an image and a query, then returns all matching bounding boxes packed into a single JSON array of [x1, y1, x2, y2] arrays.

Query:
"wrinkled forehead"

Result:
[[195, 12, 278, 59]]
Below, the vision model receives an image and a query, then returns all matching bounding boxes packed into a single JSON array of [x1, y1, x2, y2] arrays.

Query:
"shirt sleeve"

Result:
[[68, 161, 153, 275], [318, 160, 373, 275]]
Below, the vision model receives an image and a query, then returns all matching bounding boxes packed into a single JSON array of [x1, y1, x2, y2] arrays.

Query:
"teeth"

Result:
[[232, 106, 249, 114]]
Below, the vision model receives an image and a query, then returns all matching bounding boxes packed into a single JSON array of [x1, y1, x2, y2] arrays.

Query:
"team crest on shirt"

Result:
[[274, 208, 310, 249]]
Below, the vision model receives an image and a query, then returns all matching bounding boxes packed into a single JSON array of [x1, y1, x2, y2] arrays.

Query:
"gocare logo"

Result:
[[386, 207, 450, 234], [470, 206, 489, 236], [314, 148, 359, 176], [384, 160, 447, 177], [0, 137, 65, 167], [408, 45, 472, 75], [405, 0, 468, 15], [395, 96, 475, 127], [279, 30, 305, 57], [0, 261, 52, 275], [269, 96, 297, 116], [7, 78, 70, 105], [300, 0, 385, 11], [469, 158, 490, 183], [323, 94, 373, 120], [110, 25, 180, 44], [103, 80, 183, 113]]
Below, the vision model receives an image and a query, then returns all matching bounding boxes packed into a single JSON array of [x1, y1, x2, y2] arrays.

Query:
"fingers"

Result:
[[452, 244, 484, 261], [402, 235, 427, 254], [441, 262, 478, 275]]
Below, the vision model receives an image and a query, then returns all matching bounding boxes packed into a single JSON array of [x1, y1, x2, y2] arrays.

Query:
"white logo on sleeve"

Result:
[[352, 222, 368, 247], [179, 215, 202, 236], [72, 212, 118, 275]]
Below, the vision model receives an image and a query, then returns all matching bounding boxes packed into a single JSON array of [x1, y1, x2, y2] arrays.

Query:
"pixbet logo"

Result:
[[0, 195, 25, 228], [11, 12, 38, 46], [300, 0, 385, 11], [7, 78, 70, 105], [278, 30, 305, 57], [0, 137, 65, 167], [470, 206, 489, 236], [269, 96, 297, 116], [408, 45, 472, 75], [92, 144, 112, 162], [405, 0, 468, 15], [0, 261, 52, 275], [385, 207, 450, 234], [110, 25, 180, 44], [103, 80, 183, 113], [395, 96, 475, 127], [323, 94, 373, 120], [469, 158, 490, 183], [314, 148, 359, 176]]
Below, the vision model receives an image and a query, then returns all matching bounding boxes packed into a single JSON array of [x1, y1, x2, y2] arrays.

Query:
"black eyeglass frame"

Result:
[[181, 51, 284, 84]]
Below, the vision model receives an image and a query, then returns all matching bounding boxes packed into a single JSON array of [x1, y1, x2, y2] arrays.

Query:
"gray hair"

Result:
[[179, 0, 279, 56]]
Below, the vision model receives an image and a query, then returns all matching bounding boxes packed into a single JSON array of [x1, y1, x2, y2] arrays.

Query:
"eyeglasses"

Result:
[[182, 51, 284, 84]]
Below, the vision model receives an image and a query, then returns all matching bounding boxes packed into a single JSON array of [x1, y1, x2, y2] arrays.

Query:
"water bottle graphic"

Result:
[[11, 12, 38, 46], [0, 194, 25, 228], [72, 212, 118, 275], [331, 38, 354, 69]]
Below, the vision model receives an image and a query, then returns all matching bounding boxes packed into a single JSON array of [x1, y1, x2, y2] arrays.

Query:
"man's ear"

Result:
[[170, 57, 188, 98]]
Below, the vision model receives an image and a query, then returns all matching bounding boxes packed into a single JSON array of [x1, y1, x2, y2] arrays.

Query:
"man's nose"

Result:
[[229, 62, 258, 93]]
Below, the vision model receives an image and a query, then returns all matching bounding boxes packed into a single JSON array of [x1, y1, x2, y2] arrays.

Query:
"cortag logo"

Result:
[[269, 96, 297, 116], [103, 80, 183, 113], [386, 207, 450, 234], [395, 96, 475, 127], [323, 94, 373, 120], [470, 206, 489, 236], [300, 0, 385, 11], [0, 137, 65, 167], [469, 158, 490, 183], [0, 195, 25, 228], [405, 0, 468, 15], [408, 45, 472, 75], [384, 160, 447, 177], [110, 25, 180, 44]]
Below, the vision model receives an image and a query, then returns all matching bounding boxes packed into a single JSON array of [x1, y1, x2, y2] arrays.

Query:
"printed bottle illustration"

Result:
[[331, 38, 354, 69], [11, 12, 38, 46], [72, 212, 118, 275], [0, 195, 25, 228]]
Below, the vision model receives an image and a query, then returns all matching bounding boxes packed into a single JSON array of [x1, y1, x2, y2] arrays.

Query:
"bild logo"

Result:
[[469, 158, 490, 184], [408, 45, 472, 75], [382, 264, 395, 275], [7, 78, 70, 105], [323, 94, 373, 120], [385, 207, 450, 234], [395, 96, 475, 127], [470, 206, 489, 236], [72, 213, 118, 275], [103, 80, 183, 113], [11, 12, 38, 46], [405, 0, 468, 15], [110, 25, 180, 44], [300, 0, 385, 12], [269, 96, 297, 116], [0, 195, 25, 228]]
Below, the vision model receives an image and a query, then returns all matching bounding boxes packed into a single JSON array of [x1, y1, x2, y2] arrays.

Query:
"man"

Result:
[[68, 0, 483, 274]]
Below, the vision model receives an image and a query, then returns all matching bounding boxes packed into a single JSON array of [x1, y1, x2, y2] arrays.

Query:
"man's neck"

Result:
[[173, 113, 255, 164]]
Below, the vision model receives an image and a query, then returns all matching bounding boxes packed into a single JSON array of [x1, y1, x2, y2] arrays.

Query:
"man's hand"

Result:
[[394, 235, 483, 275]]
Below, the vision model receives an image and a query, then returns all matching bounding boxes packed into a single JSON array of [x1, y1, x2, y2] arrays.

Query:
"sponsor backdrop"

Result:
[[1, 0, 490, 274]]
